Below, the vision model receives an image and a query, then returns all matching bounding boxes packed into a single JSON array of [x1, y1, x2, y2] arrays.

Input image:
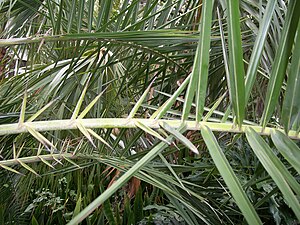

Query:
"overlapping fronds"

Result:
[[1, 0, 300, 224]]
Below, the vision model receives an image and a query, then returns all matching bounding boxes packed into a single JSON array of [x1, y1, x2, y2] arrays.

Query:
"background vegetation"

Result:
[[0, 0, 299, 224]]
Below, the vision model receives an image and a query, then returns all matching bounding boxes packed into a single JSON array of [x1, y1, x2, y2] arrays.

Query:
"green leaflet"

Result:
[[271, 130, 300, 175], [182, 0, 214, 121], [245, 0, 277, 102], [261, 0, 300, 127], [226, 0, 245, 127], [246, 128, 300, 221], [68, 126, 185, 225], [201, 126, 262, 225], [281, 20, 300, 132]]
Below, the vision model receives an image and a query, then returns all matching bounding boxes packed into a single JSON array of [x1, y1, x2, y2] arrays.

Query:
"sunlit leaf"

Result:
[[135, 121, 170, 145], [0, 164, 24, 175], [128, 78, 156, 119], [26, 125, 56, 151], [160, 122, 198, 154], [17, 160, 40, 176], [71, 78, 91, 120], [27, 100, 55, 122], [261, 0, 300, 127], [226, 0, 245, 127]]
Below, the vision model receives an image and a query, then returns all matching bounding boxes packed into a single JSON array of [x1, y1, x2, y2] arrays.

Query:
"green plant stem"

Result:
[[0, 30, 196, 47], [0, 153, 77, 167], [0, 119, 299, 139]]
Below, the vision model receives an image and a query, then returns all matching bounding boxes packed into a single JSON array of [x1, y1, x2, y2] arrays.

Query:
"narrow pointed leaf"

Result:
[[203, 92, 226, 122], [281, 21, 300, 132], [245, 0, 277, 102], [26, 126, 56, 150], [17, 160, 40, 176], [37, 143, 43, 156], [76, 120, 96, 147], [27, 100, 55, 122], [67, 0, 76, 33], [151, 101, 170, 119], [38, 156, 55, 169], [261, 0, 300, 127], [135, 121, 170, 145], [217, 7, 230, 90], [248, 131, 300, 196], [78, 87, 107, 119], [63, 156, 81, 168], [16, 142, 25, 159], [160, 122, 198, 154], [71, 78, 90, 120], [103, 200, 117, 225], [87, 129, 113, 150], [154, 75, 190, 119], [128, 78, 156, 118], [0, 164, 24, 175], [217, 7, 233, 125], [72, 193, 82, 219], [271, 130, 300, 175], [72, 139, 84, 156], [68, 127, 185, 225], [226, 0, 245, 127], [246, 128, 300, 220], [182, 6, 205, 121], [19, 91, 27, 125], [166, 194, 198, 225], [221, 106, 232, 123], [158, 153, 190, 195], [195, 0, 214, 122], [53, 156, 63, 165], [13, 142, 17, 159], [201, 126, 262, 225]]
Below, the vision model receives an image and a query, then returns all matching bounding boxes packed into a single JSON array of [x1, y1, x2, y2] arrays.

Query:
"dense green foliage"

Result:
[[0, 0, 299, 224]]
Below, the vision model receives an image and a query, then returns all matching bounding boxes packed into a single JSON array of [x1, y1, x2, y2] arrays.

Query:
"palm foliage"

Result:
[[0, 0, 300, 224]]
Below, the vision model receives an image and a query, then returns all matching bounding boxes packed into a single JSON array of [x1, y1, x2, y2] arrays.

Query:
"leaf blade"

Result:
[[246, 127, 300, 220], [135, 121, 170, 145], [160, 122, 198, 154], [71, 78, 90, 120], [271, 130, 300, 175], [281, 20, 300, 132], [68, 126, 186, 224], [128, 79, 156, 119], [195, 0, 215, 122], [201, 126, 262, 225], [226, 0, 246, 127], [261, 0, 300, 127], [245, 0, 277, 102]]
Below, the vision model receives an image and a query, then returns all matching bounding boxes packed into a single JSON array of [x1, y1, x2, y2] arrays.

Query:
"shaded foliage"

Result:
[[0, 0, 299, 224]]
